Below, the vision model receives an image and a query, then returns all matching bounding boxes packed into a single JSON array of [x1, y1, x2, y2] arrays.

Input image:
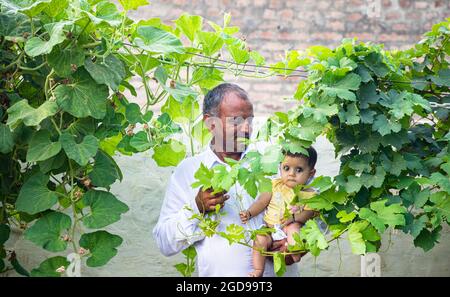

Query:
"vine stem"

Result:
[[68, 160, 78, 253]]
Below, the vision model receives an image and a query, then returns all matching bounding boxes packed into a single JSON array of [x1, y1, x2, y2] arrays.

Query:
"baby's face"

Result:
[[280, 155, 315, 189]]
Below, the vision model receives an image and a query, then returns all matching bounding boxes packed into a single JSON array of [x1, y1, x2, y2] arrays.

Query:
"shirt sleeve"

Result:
[[152, 172, 205, 257]]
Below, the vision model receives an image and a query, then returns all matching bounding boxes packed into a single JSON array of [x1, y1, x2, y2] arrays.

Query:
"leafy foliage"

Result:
[[0, 0, 448, 277]]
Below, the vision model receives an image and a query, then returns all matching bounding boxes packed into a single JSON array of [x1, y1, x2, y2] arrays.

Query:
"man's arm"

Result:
[[152, 174, 205, 257]]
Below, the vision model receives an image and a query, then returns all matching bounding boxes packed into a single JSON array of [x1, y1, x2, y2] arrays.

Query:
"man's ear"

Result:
[[203, 114, 215, 132]]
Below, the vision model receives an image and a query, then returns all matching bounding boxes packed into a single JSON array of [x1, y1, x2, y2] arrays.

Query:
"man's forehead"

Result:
[[219, 92, 253, 116]]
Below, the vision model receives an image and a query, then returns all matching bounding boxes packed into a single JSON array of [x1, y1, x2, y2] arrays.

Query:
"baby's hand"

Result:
[[239, 210, 251, 223]]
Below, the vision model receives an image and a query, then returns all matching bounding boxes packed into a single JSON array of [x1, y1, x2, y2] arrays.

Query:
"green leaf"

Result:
[[414, 226, 441, 252], [81, 1, 121, 27], [0, 10, 32, 42], [250, 51, 265, 66], [84, 55, 126, 91], [400, 183, 429, 208], [163, 82, 198, 103], [360, 109, 377, 124], [10, 257, 30, 276], [55, 68, 109, 119], [273, 252, 286, 277], [24, 211, 71, 252], [271, 50, 310, 75], [191, 163, 214, 190], [300, 220, 329, 250], [0, 224, 10, 245], [430, 172, 450, 193], [345, 175, 363, 193], [429, 191, 450, 219], [197, 31, 223, 56], [364, 52, 390, 77], [336, 210, 356, 223], [60, 133, 99, 166], [402, 213, 427, 238], [161, 96, 200, 124], [304, 188, 347, 211], [129, 131, 153, 152], [349, 154, 373, 173], [30, 256, 69, 277], [322, 73, 361, 101], [134, 26, 184, 54], [0, 123, 14, 154], [16, 172, 58, 215], [175, 14, 203, 42], [372, 114, 401, 136], [24, 21, 69, 57], [359, 199, 406, 233], [82, 190, 129, 229], [26, 130, 62, 162], [7, 100, 58, 128], [88, 150, 123, 188], [48, 46, 85, 77], [227, 43, 250, 64], [307, 45, 333, 61], [125, 103, 144, 124], [347, 221, 367, 254], [152, 139, 186, 167], [306, 176, 333, 192], [260, 145, 283, 174], [358, 82, 379, 109], [118, 0, 149, 10], [218, 224, 245, 245], [79, 230, 123, 267], [13, 0, 53, 18], [191, 120, 212, 147], [338, 103, 360, 125]]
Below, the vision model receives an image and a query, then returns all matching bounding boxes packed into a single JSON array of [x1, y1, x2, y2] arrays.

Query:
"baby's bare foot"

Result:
[[248, 269, 264, 277]]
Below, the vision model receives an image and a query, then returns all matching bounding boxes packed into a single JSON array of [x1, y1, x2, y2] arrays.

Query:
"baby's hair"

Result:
[[283, 146, 317, 169]]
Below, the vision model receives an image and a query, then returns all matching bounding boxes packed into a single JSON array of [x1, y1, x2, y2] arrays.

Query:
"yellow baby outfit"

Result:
[[263, 178, 315, 227]]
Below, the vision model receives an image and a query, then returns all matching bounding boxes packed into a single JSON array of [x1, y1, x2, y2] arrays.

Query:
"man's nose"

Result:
[[239, 118, 252, 135]]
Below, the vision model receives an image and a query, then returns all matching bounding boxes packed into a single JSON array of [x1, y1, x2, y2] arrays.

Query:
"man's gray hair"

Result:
[[202, 83, 250, 116]]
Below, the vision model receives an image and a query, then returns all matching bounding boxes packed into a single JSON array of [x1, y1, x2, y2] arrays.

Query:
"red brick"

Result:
[[393, 23, 408, 32], [268, 0, 284, 9], [253, 0, 267, 7], [279, 9, 294, 19], [347, 13, 363, 22], [350, 0, 364, 5], [399, 0, 412, 8], [385, 11, 402, 21], [414, 1, 429, 9], [263, 9, 276, 19], [328, 21, 345, 31]]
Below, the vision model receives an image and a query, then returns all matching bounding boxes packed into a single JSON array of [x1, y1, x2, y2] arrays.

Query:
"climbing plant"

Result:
[[0, 0, 448, 277]]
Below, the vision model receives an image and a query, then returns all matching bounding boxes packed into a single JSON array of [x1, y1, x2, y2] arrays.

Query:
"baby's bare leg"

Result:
[[250, 234, 272, 277], [284, 222, 302, 263]]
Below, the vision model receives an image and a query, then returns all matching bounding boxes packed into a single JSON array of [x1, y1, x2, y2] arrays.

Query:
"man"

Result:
[[153, 83, 301, 276]]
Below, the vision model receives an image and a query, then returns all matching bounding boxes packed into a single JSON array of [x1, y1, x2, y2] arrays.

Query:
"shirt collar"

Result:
[[203, 143, 253, 169]]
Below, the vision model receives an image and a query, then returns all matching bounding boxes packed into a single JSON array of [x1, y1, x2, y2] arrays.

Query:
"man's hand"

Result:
[[269, 239, 307, 265], [195, 188, 229, 214], [239, 210, 251, 224]]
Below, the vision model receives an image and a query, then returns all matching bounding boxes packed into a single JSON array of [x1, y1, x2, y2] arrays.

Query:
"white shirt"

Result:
[[152, 143, 299, 277]]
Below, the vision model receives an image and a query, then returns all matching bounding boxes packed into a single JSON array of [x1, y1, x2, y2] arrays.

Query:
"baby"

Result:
[[240, 147, 318, 277]]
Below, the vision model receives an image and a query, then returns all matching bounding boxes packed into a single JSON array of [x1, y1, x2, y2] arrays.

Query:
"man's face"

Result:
[[205, 92, 254, 154]]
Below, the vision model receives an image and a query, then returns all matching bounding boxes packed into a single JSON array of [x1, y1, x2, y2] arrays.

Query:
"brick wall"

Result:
[[127, 0, 449, 115]]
